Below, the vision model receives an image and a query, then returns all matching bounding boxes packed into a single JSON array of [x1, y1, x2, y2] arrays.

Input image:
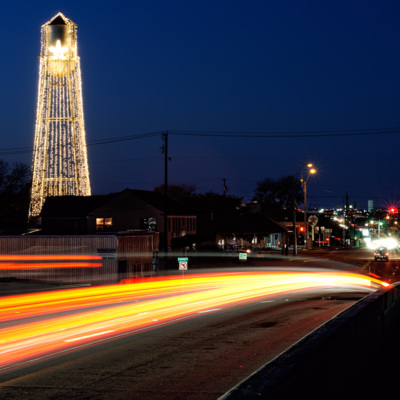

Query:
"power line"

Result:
[[0, 131, 163, 156], [0, 147, 32, 156], [1, 126, 399, 157], [88, 131, 162, 145], [168, 127, 400, 138]]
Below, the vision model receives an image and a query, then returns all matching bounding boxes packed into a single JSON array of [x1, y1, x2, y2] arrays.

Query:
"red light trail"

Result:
[[0, 270, 390, 373], [0, 255, 102, 261], [0, 254, 103, 270], [0, 263, 103, 269]]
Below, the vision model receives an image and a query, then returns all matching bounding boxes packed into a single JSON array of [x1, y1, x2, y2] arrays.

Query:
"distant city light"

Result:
[[367, 238, 398, 250]]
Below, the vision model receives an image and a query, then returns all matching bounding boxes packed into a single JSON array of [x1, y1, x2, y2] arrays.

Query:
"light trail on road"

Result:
[[0, 254, 103, 270], [0, 269, 390, 373]]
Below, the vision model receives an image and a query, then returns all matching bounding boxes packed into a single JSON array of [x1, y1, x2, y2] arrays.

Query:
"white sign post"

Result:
[[308, 215, 318, 241], [178, 257, 189, 290], [239, 252, 247, 261], [178, 257, 188, 271]]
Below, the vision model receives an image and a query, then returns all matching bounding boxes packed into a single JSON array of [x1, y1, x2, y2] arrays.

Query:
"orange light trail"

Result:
[[0, 270, 390, 372], [0, 263, 102, 270], [0, 255, 102, 261], [0, 254, 103, 270]]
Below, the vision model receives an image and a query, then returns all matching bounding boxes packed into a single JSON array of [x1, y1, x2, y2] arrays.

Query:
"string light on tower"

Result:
[[29, 12, 91, 219]]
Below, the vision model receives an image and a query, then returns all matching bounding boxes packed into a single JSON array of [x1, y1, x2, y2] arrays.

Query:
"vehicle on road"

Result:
[[374, 247, 389, 262]]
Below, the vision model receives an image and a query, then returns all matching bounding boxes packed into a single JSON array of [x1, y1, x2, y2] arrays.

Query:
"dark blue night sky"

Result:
[[1, 0, 400, 209]]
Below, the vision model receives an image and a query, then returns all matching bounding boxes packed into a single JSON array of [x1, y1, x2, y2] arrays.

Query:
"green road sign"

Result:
[[178, 257, 189, 270]]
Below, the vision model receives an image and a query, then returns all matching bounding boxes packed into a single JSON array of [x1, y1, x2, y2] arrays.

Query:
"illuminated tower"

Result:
[[29, 12, 91, 218]]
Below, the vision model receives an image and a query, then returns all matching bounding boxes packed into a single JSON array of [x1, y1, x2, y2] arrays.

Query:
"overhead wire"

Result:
[[168, 127, 400, 138], [1, 126, 399, 156], [0, 131, 164, 156]]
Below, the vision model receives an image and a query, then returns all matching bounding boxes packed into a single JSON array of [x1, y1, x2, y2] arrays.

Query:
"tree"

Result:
[[153, 183, 196, 204], [153, 183, 242, 213], [4, 162, 30, 193], [188, 191, 243, 214], [0, 161, 31, 234], [253, 175, 303, 220]]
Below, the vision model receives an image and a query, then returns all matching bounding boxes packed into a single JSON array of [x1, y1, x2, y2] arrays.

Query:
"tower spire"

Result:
[[29, 12, 91, 219]]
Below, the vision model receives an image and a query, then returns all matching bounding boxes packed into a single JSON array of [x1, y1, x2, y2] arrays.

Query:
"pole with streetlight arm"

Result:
[[292, 163, 314, 255], [302, 168, 316, 250]]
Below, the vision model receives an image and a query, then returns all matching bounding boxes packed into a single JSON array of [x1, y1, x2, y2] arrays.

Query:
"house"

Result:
[[40, 188, 288, 258], [40, 189, 197, 250], [196, 211, 289, 253]]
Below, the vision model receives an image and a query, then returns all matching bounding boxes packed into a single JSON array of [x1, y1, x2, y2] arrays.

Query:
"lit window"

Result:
[[96, 217, 112, 231]]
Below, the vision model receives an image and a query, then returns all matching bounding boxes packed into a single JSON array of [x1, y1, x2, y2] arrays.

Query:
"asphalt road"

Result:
[[301, 246, 400, 283], [0, 291, 357, 400], [0, 248, 391, 400]]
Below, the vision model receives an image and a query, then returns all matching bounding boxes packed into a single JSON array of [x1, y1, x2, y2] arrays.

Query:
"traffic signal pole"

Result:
[[292, 176, 297, 256]]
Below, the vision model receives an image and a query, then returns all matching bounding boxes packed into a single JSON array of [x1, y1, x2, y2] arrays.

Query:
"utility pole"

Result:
[[222, 178, 227, 197], [343, 192, 349, 246], [162, 131, 169, 267], [292, 176, 297, 255], [304, 178, 308, 248]]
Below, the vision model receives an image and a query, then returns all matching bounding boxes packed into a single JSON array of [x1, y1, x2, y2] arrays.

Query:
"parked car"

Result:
[[374, 247, 389, 262]]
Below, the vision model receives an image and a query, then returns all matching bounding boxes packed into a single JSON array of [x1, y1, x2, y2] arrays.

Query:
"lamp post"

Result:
[[302, 168, 316, 250], [293, 163, 314, 255]]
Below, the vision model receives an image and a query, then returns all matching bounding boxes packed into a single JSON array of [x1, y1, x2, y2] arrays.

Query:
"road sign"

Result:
[[239, 252, 247, 261], [178, 257, 189, 270]]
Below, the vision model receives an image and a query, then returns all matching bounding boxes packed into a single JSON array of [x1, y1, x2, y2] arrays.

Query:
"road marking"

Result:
[[65, 330, 115, 343], [363, 260, 372, 269], [197, 308, 221, 314]]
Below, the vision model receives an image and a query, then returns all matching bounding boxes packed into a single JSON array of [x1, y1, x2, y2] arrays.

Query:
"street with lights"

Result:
[[0, 248, 396, 399], [3, 5, 400, 400]]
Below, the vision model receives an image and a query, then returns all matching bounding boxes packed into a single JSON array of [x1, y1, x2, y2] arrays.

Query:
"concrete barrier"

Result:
[[220, 283, 400, 400]]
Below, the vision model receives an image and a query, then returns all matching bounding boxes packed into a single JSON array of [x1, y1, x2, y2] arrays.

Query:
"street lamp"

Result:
[[293, 163, 314, 255], [302, 167, 316, 250]]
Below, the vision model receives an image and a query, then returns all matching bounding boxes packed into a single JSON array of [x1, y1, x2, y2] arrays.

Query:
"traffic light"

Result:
[[389, 207, 398, 214], [299, 226, 305, 233]]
